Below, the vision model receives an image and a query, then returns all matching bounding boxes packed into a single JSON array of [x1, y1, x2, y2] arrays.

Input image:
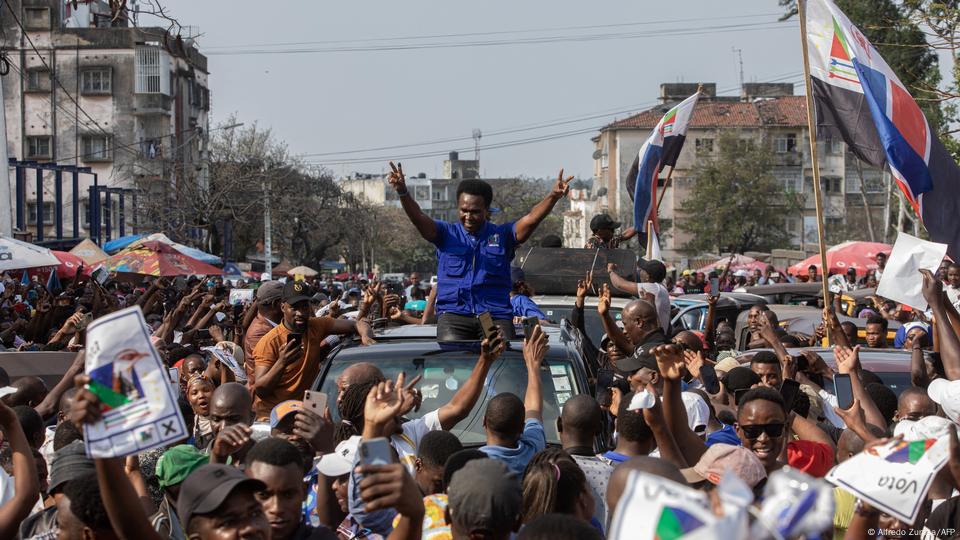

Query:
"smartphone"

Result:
[[700, 364, 721, 395], [287, 332, 303, 347], [76, 313, 93, 331], [196, 328, 212, 340], [303, 390, 328, 416], [522, 316, 539, 337], [834, 374, 854, 410], [359, 437, 393, 467], [780, 379, 801, 413], [477, 312, 497, 340], [167, 367, 179, 385], [709, 277, 720, 298]]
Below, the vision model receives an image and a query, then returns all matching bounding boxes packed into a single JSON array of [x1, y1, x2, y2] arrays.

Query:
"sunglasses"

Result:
[[739, 423, 786, 439]]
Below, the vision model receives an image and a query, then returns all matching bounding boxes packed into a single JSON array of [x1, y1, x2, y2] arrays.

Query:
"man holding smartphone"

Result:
[[252, 281, 375, 419], [387, 161, 570, 341]]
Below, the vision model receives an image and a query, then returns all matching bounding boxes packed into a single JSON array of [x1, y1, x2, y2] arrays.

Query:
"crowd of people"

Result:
[[0, 170, 957, 539]]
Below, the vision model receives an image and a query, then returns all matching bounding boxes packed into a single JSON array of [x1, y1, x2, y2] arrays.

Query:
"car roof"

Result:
[[744, 283, 822, 296], [673, 292, 766, 309], [370, 322, 572, 343], [532, 294, 630, 308], [740, 304, 902, 329], [746, 347, 917, 373]]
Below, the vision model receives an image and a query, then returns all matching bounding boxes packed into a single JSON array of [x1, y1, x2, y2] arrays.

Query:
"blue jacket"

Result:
[[433, 220, 517, 320]]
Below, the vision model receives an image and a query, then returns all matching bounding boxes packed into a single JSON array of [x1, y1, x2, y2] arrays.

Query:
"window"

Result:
[[775, 134, 798, 153], [24, 7, 49, 30], [26, 136, 51, 159], [414, 186, 430, 201], [81, 68, 112, 94], [695, 138, 714, 154], [25, 69, 51, 92], [135, 46, 171, 95], [82, 135, 112, 162], [775, 169, 802, 192], [825, 137, 843, 154], [600, 138, 609, 169], [432, 189, 444, 201], [27, 202, 54, 225], [821, 176, 842, 193]]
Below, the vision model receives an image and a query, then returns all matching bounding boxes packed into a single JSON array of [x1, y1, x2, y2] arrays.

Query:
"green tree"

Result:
[[678, 131, 803, 254]]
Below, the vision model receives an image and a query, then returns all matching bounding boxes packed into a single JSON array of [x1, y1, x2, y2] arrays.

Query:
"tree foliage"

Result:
[[678, 132, 803, 254]]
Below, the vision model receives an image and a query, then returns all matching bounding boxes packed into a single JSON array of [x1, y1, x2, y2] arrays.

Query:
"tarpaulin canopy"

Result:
[[68, 238, 108, 265]]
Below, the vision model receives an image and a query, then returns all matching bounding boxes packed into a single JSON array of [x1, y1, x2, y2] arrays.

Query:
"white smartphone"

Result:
[[303, 390, 328, 416], [359, 437, 393, 466]]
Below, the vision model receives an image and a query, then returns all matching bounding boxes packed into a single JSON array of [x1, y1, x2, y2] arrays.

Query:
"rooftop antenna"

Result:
[[732, 47, 744, 90], [472, 129, 482, 160]]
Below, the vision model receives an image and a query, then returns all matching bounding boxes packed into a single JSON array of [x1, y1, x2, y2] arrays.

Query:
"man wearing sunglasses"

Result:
[[735, 387, 835, 477]]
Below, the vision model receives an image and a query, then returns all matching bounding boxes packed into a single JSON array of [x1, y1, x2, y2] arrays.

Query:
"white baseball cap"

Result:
[[682, 392, 710, 434], [926, 379, 960, 425], [893, 415, 954, 440], [317, 436, 360, 477]]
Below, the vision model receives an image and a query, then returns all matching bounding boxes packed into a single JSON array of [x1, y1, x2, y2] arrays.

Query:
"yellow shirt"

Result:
[[833, 487, 856, 540]]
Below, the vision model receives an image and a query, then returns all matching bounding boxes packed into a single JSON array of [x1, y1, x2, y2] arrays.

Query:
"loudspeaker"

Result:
[[512, 247, 638, 298]]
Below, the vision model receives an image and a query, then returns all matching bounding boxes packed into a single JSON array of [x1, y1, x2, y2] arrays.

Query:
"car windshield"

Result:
[[316, 345, 581, 445], [539, 305, 622, 347]]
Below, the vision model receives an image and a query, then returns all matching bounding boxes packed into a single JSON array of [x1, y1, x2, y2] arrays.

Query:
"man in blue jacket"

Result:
[[388, 161, 570, 341]]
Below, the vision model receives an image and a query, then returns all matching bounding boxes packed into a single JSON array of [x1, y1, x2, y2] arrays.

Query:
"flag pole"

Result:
[[798, 0, 832, 322], [646, 219, 654, 259]]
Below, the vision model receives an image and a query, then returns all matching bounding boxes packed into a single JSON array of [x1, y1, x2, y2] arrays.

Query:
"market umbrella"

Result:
[[69, 238, 108, 265], [696, 254, 771, 274], [51, 251, 92, 279], [287, 265, 319, 277], [138, 233, 222, 265], [101, 240, 224, 277], [0, 236, 60, 272], [103, 234, 146, 254], [788, 241, 892, 277]]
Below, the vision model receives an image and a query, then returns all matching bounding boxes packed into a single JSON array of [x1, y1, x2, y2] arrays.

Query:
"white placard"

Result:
[[203, 346, 247, 383], [609, 471, 717, 540], [825, 437, 949, 524], [876, 231, 948, 309], [82, 307, 187, 457], [229, 288, 254, 305]]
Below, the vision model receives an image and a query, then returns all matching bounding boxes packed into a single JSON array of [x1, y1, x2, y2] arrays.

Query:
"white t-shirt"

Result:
[[391, 409, 442, 473], [638, 282, 671, 334]]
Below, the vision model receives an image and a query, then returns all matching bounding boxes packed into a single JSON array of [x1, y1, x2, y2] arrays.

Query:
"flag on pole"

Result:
[[805, 0, 960, 258], [629, 91, 700, 235], [46, 269, 61, 294], [646, 220, 662, 261]]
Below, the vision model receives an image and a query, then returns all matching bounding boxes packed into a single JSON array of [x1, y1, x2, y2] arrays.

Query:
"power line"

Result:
[[301, 73, 805, 165], [202, 12, 786, 51], [205, 21, 794, 56]]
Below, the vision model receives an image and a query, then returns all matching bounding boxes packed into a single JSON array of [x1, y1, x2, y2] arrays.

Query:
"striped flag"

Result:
[[805, 0, 960, 257], [630, 91, 700, 235]]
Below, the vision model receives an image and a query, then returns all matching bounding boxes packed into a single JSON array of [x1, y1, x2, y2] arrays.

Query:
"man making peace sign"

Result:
[[388, 162, 571, 341]]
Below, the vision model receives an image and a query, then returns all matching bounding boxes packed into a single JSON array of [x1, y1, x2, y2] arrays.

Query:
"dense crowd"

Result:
[[0, 172, 957, 540]]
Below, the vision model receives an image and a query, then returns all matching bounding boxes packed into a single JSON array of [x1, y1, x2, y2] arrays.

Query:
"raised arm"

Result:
[[921, 269, 960, 380], [437, 332, 505, 429], [389, 161, 438, 243], [329, 317, 376, 345], [522, 325, 548, 422], [607, 263, 641, 297], [835, 345, 887, 431], [0, 400, 39, 539], [514, 169, 571, 244], [654, 344, 708, 466], [598, 284, 633, 356]]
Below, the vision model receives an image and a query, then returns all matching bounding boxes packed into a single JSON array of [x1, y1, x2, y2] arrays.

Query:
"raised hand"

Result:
[[575, 271, 593, 306], [682, 349, 705, 379], [480, 329, 506, 362], [919, 268, 943, 307], [523, 324, 549, 371], [364, 373, 409, 431], [211, 424, 253, 462], [597, 283, 612, 316], [833, 344, 861, 375], [653, 344, 684, 382], [552, 168, 573, 200], [388, 161, 407, 194]]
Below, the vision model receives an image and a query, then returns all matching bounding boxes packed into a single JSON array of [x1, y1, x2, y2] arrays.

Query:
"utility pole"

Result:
[[0, 65, 11, 236], [263, 178, 272, 281]]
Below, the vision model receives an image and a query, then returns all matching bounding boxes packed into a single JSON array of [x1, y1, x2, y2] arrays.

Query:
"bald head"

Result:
[[337, 362, 385, 405], [897, 387, 937, 422], [210, 382, 253, 433], [560, 395, 602, 443], [3, 376, 48, 408], [623, 300, 657, 323], [606, 456, 686, 513], [672, 330, 703, 353]]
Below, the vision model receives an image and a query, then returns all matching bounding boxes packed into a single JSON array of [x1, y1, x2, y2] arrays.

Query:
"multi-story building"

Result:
[[338, 152, 519, 223], [572, 82, 887, 261], [1, 0, 209, 243]]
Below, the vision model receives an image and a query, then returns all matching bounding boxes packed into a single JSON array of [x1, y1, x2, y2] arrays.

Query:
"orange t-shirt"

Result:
[[252, 317, 336, 419]]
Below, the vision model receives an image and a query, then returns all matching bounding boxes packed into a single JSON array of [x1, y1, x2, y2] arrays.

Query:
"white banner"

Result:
[[876, 231, 947, 309]]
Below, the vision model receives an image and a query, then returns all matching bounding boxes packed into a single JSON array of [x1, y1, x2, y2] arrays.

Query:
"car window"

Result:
[[316, 348, 580, 445], [540, 305, 622, 347], [820, 371, 912, 397]]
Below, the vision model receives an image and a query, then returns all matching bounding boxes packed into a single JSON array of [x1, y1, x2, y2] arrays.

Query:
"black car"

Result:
[[310, 324, 594, 447]]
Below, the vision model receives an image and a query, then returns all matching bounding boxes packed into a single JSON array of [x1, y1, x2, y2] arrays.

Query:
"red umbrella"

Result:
[[788, 241, 892, 277], [697, 254, 772, 274], [52, 251, 92, 279], [101, 240, 224, 277]]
